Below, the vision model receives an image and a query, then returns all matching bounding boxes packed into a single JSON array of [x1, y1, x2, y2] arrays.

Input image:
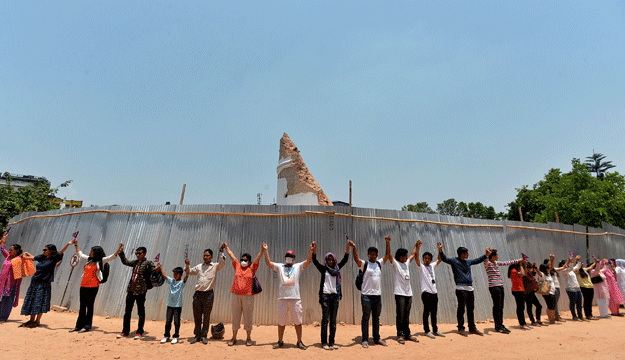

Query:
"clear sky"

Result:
[[2, 1, 624, 213]]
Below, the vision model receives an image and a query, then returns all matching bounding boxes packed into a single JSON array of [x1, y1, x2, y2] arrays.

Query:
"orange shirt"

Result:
[[80, 262, 100, 288], [510, 268, 525, 292], [231, 260, 259, 296]]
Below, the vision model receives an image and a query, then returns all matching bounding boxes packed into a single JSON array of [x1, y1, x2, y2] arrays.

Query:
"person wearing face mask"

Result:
[[263, 241, 314, 350], [311, 239, 352, 350], [188, 245, 226, 344], [221, 242, 265, 346]]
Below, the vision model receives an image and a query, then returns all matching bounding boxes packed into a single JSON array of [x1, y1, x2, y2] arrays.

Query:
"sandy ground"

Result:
[[2, 303, 624, 360]]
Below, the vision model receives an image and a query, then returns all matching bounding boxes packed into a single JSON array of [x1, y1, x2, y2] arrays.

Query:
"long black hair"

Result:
[[508, 262, 520, 278], [45, 244, 58, 258], [9, 244, 22, 257], [88, 246, 106, 271]]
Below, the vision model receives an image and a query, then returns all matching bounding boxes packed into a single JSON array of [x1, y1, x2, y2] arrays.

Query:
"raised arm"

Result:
[[216, 248, 227, 272], [302, 242, 314, 270], [351, 242, 363, 267], [337, 241, 351, 268], [385, 235, 393, 264], [21, 252, 35, 261], [311, 242, 324, 272], [0, 232, 7, 246], [184, 258, 190, 282], [548, 254, 555, 271], [58, 240, 72, 256], [155, 263, 168, 279], [253, 244, 264, 265], [413, 240, 422, 266], [583, 260, 596, 272], [262, 242, 274, 269], [518, 261, 527, 277], [222, 242, 237, 262], [437, 242, 450, 264]]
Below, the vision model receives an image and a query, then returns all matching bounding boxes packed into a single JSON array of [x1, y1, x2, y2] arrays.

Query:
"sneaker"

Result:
[[134, 334, 142, 340], [190, 337, 200, 344], [78, 328, 89, 333], [501, 327, 511, 334], [469, 329, 483, 336], [361, 341, 369, 348], [296, 341, 307, 350], [69, 328, 80, 333], [331, 344, 339, 349], [171, 338, 178, 344], [425, 332, 436, 339], [458, 330, 469, 337], [161, 337, 169, 344], [374, 339, 387, 346], [201, 337, 208, 344], [117, 333, 127, 338], [322, 344, 330, 350], [434, 331, 446, 337]]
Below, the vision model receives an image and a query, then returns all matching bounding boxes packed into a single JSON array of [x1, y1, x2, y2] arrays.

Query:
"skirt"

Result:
[[21, 281, 52, 316]]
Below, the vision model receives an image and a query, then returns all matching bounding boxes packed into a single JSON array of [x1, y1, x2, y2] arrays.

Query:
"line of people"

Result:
[[2, 231, 625, 350]]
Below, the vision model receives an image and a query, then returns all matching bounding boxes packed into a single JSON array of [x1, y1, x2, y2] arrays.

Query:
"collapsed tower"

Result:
[[276, 133, 333, 206]]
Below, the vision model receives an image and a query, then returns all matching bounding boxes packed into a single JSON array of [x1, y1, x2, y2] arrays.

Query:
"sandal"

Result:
[[273, 341, 284, 349], [296, 341, 307, 350], [246, 339, 252, 346], [228, 339, 237, 346], [407, 335, 419, 342], [19, 321, 33, 328]]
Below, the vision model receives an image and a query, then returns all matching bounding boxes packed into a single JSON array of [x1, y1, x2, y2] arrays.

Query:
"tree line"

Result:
[[403, 152, 625, 229]]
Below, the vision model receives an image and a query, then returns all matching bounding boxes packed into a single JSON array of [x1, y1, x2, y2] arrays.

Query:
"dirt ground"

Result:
[[2, 302, 624, 360]]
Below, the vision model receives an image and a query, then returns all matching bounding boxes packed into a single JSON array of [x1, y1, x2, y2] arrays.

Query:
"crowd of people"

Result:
[[1, 230, 624, 350]]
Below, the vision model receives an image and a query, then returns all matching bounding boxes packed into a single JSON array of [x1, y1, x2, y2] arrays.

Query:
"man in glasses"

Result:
[[117, 244, 155, 339]]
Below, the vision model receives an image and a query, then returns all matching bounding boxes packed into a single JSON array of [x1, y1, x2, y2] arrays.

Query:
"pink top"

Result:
[[591, 267, 609, 299], [605, 269, 624, 304], [0, 246, 21, 307]]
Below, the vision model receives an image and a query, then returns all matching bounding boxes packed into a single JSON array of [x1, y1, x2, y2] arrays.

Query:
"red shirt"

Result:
[[510, 268, 525, 292], [80, 262, 100, 288], [231, 260, 259, 295]]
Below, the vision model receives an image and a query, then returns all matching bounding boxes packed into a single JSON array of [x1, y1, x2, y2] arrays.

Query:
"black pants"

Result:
[[489, 286, 505, 330], [512, 291, 526, 326], [455, 290, 476, 331], [165, 306, 182, 338], [123, 292, 146, 335], [320, 294, 339, 345], [421, 292, 438, 333], [525, 291, 542, 322], [581, 287, 594, 318], [361, 294, 382, 343], [394, 295, 412, 338], [192, 290, 214, 339], [542, 294, 556, 310], [76, 287, 99, 330]]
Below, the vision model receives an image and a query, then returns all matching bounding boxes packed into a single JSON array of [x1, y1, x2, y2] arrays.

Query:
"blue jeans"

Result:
[[361, 294, 381, 343], [566, 290, 583, 318], [394, 295, 412, 338]]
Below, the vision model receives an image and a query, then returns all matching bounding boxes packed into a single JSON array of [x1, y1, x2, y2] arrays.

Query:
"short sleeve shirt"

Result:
[[360, 260, 383, 296], [231, 260, 260, 296], [392, 260, 412, 296], [273, 262, 304, 299], [510, 269, 524, 292], [419, 263, 438, 294], [166, 277, 186, 308]]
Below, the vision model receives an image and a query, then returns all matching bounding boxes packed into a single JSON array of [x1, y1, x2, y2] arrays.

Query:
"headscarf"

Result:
[[616, 259, 625, 269], [325, 252, 342, 299]]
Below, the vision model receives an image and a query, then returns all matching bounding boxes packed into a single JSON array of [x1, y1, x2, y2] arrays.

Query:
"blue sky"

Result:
[[2, 1, 624, 213]]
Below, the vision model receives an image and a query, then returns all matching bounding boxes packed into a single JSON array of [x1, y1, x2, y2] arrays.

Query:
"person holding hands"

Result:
[[264, 241, 314, 350], [438, 241, 491, 336], [385, 235, 418, 344], [155, 259, 190, 344], [415, 239, 444, 339]]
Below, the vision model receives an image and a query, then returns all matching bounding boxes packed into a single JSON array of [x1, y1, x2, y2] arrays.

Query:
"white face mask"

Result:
[[285, 257, 294, 265], [240, 261, 249, 267]]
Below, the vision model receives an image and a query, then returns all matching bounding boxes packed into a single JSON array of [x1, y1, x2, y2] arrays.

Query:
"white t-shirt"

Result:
[[323, 271, 338, 294], [273, 262, 304, 300], [419, 263, 438, 294], [360, 259, 383, 296], [392, 260, 412, 296]]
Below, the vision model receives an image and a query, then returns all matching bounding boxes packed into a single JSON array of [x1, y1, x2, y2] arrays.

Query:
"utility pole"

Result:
[[257, 193, 262, 205], [349, 180, 352, 206], [179, 184, 186, 205]]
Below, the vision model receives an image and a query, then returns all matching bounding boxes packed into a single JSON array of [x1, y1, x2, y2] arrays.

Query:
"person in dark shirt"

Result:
[[437, 241, 491, 336]]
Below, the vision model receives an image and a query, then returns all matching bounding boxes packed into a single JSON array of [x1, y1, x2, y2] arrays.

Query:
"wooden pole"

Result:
[[349, 180, 352, 206], [179, 184, 186, 205], [518, 206, 524, 222], [555, 212, 559, 223]]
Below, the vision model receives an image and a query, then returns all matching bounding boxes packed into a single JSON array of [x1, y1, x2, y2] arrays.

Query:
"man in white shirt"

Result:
[[351, 237, 390, 348], [385, 236, 419, 344], [415, 240, 444, 339], [263, 241, 314, 350], [188, 247, 226, 344]]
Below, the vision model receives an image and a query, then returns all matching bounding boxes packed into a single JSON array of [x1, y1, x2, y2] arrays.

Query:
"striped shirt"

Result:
[[484, 259, 519, 287]]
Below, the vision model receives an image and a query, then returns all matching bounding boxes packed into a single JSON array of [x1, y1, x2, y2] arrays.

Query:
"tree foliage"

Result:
[[403, 199, 504, 220], [584, 151, 615, 180], [506, 159, 625, 228], [0, 172, 71, 230], [401, 202, 435, 214]]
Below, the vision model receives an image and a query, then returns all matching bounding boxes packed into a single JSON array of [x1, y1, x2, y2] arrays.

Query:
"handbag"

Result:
[[11, 257, 36, 279], [591, 275, 603, 284], [537, 278, 551, 295], [252, 275, 262, 294]]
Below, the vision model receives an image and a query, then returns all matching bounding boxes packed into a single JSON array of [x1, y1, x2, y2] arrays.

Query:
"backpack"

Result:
[[145, 264, 155, 290], [355, 261, 381, 291], [99, 262, 110, 284]]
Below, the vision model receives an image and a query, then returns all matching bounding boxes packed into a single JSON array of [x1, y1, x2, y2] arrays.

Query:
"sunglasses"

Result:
[[135, 252, 144, 255], [42, 249, 49, 252]]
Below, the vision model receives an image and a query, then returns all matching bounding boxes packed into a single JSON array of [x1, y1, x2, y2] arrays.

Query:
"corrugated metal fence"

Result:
[[4, 204, 624, 326]]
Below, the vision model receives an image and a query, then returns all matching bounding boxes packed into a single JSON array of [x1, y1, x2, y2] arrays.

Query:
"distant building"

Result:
[[0, 173, 51, 190], [51, 198, 83, 209], [332, 201, 350, 206]]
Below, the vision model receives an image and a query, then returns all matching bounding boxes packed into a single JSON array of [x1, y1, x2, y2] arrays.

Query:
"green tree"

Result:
[[585, 151, 615, 180], [0, 172, 71, 230], [506, 159, 625, 228], [401, 202, 436, 214]]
